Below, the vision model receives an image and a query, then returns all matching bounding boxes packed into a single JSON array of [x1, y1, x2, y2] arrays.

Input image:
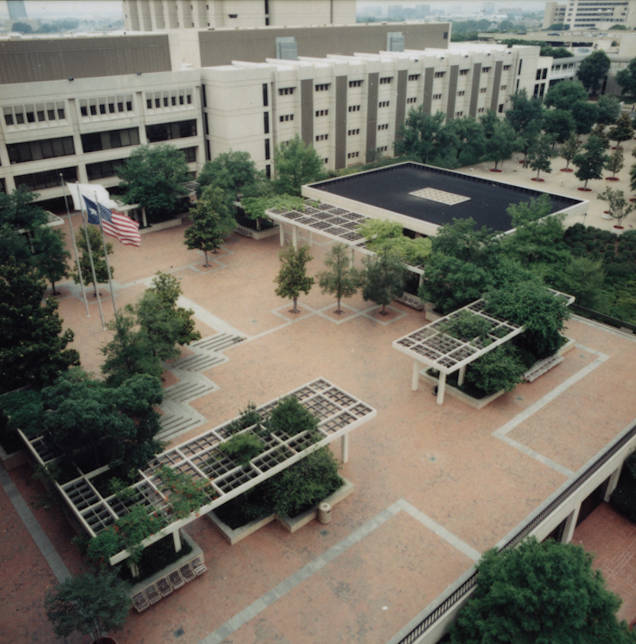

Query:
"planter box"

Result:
[[277, 477, 354, 533], [207, 511, 276, 545], [395, 292, 425, 311], [235, 223, 279, 240], [419, 371, 506, 409], [140, 216, 184, 234]]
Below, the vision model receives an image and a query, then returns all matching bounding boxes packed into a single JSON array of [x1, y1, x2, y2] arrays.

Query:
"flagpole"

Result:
[[94, 191, 118, 316], [60, 174, 89, 317], [78, 185, 105, 330]]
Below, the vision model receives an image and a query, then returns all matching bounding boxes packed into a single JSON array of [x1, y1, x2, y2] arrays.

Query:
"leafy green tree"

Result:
[[574, 135, 609, 188], [11, 21, 32, 33], [545, 80, 588, 110], [485, 119, 516, 170], [275, 244, 314, 313], [196, 150, 257, 199], [616, 57, 636, 98], [465, 346, 526, 395], [117, 144, 190, 222], [506, 90, 544, 134], [395, 108, 445, 163], [0, 265, 79, 393], [185, 185, 236, 266], [101, 310, 162, 387], [45, 570, 131, 642], [241, 191, 303, 231], [136, 272, 200, 360], [273, 136, 324, 196], [358, 219, 431, 266], [450, 538, 635, 644], [608, 112, 634, 148], [527, 133, 553, 179], [432, 217, 497, 265], [577, 50, 611, 96], [73, 225, 113, 296], [317, 244, 360, 313], [596, 95, 621, 125], [550, 256, 606, 309], [360, 249, 405, 314], [599, 186, 634, 227], [571, 100, 600, 134], [268, 396, 319, 437], [32, 227, 69, 294], [605, 148, 624, 179], [0, 187, 47, 231], [441, 116, 486, 166], [631, 162, 636, 192], [485, 278, 569, 358], [41, 368, 163, 473], [542, 109, 575, 147]]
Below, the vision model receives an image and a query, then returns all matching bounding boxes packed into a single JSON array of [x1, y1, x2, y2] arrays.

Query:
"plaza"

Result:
[[2, 144, 635, 641]]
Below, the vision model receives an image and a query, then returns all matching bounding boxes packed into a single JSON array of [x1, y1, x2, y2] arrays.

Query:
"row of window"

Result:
[[4, 103, 66, 127], [278, 87, 295, 96], [348, 105, 361, 112], [349, 80, 363, 88], [79, 96, 133, 117], [144, 90, 194, 111], [315, 83, 330, 92], [379, 77, 393, 84], [279, 114, 294, 122], [377, 145, 388, 153], [315, 133, 328, 141], [347, 128, 360, 136], [407, 74, 420, 81], [347, 151, 360, 159], [315, 109, 329, 117], [379, 100, 390, 108], [407, 97, 417, 104], [378, 123, 389, 131]]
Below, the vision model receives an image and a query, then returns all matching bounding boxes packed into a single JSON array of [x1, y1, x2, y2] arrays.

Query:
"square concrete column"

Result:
[[603, 465, 623, 502], [292, 226, 298, 249], [173, 528, 182, 553], [436, 372, 446, 405], [562, 505, 580, 543], [411, 361, 420, 391], [458, 365, 466, 386], [341, 434, 349, 463], [279, 223, 285, 246]]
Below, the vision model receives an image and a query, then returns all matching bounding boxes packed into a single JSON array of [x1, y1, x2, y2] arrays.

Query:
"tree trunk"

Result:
[[536, 168, 540, 179], [584, 178, 589, 188], [51, 280, 57, 295], [203, 250, 209, 267], [336, 296, 342, 314], [93, 281, 98, 297], [380, 302, 387, 315], [292, 296, 298, 313]]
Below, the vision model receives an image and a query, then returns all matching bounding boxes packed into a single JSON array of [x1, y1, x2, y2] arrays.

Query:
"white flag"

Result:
[[66, 182, 118, 211]]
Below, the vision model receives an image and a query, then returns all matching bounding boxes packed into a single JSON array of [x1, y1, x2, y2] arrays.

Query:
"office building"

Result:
[[543, 0, 636, 30]]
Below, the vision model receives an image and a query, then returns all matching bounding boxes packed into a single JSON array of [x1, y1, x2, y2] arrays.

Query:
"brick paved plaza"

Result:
[[1, 152, 635, 643]]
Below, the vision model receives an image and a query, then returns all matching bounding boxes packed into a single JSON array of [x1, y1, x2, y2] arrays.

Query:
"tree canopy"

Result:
[[450, 538, 635, 644], [358, 219, 431, 266], [73, 225, 114, 296], [273, 136, 324, 196], [117, 144, 190, 221], [361, 249, 405, 314], [196, 150, 257, 200], [577, 50, 611, 95], [574, 135, 609, 188], [545, 80, 588, 110], [275, 244, 314, 313], [317, 243, 360, 313], [616, 57, 636, 98]]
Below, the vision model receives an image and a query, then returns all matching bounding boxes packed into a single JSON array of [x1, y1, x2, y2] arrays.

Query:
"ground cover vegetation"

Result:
[[450, 537, 636, 643]]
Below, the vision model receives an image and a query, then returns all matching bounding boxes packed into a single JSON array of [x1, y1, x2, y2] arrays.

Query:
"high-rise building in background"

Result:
[[7, 0, 26, 20], [543, 0, 636, 29]]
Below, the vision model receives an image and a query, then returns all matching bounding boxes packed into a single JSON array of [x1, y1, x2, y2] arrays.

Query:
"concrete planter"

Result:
[[207, 511, 276, 545], [140, 216, 184, 234], [277, 477, 354, 533], [235, 223, 279, 240]]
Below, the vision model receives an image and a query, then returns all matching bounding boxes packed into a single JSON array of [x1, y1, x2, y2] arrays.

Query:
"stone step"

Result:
[[164, 381, 217, 403], [172, 353, 226, 372], [158, 414, 203, 440], [191, 334, 244, 352]]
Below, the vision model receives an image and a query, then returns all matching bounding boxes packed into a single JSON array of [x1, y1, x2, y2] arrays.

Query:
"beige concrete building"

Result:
[[543, 0, 636, 29], [122, 0, 356, 31]]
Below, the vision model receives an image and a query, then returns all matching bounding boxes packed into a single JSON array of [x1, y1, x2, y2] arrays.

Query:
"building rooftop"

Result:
[[305, 162, 583, 234]]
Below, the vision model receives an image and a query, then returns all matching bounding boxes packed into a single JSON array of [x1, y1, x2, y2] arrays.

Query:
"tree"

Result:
[[196, 150, 257, 199], [542, 108, 575, 145], [45, 570, 131, 641], [41, 368, 163, 473], [608, 113, 634, 148], [241, 191, 303, 231], [450, 538, 635, 644], [0, 187, 47, 231], [571, 100, 600, 135], [32, 227, 69, 294], [101, 310, 162, 387], [551, 256, 606, 309], [275, 244, 314, 313], [117, 144, 190, 222], [577, 50, 611, 96], [11, 21, 32, 33], [465, 346, 525, 395], [273, 136, 324, 196], [136, 272, 200, 360], [358, 219, 431, 266], [485, 119, 516, 170], [560, 134, 581, 171], [317, 244, 359, 313], [545, 80, 588, 110], [0, 265, 79, 393], [185, 185, 236, 266], [360, 249, 405, 314], [574, 135, 609, 189], [599, 187, 634, 228], [506, 90, 544, 162], [442, 116, 487, 166], [596, 95, 621, 125], [73, 225, 113, 296], [616, 57, 636, 98], [527, 133, 553, 179], [605, 148, 624, 179], [395, 108, 445, 163]]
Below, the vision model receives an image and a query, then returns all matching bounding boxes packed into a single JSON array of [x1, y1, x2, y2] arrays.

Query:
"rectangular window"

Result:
[[263, 112, 269, 134], [146, 98, 152, 109], [503, 64, 511, 71], [480, 88, 487, 93], [265, 163, 271, 178], [377, 123, 389, 130], [536, 69, 541, 80], [348, 105, 361, 112], [4, 111, 15, 126], [315, 134, 328, 141], [182, 147, 197, 163], [378, 100, 390, 108], [432, 93, 442, 100], [518, 59, 523, 75], [457, 90, 465, 96], [99, 103, 106, 114], [262, 83, 268, 107], [278, 87, 295, 95], [459, 69, 469, 76], [323, 158, 328, 164], [315, 109, 328, 117], [81, 127, 140, 153], [542, 68, 548, 80], [145, 119, 197, 143], [498, 103, 504, 113], [7, 136, 76, 164], [407, 74, 420, 81], [14, 166, 77, 190], [376, 145, 388, 153], [347, 151, 360, 159], [434, 71, 445, 78], [348, 80, 363, 88], [264, 139, 270, 160], [406, 97, 417, 104], [347, 128, 360, 136], [279, 114, 294, 122], [315, 83, 331, 91], [482, 66, 491, 73], [204, 113, 209, 135], [379, 76, 393, 84], [86, 158, 124, 180]]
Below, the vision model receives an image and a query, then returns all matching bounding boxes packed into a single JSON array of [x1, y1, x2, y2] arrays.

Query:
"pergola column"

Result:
[[436, 372, 446, 405], [603, 465, 623, 502], [458, 365, 466, 386], [340, 434, 349, 463], [292, 226, 298, 249], [173, 528, 182, 553], [128, 561, 140, 578], [411, 361, 420, 391], [561, 505, 580, 543], [279, 223, 285, 246]]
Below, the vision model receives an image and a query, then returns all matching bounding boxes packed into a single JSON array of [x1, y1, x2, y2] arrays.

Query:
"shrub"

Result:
[[219, 432, 265, 465], [268, 396, 319, 438], [465, 346, 526, 395], [439, 311, 493, 343], [270, 448, 342, 517]]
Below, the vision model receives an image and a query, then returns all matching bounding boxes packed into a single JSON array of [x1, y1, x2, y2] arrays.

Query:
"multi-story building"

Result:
[[0, 29, 551, 210], [122, 0, 356, 31], [543, 0, 636, 30]]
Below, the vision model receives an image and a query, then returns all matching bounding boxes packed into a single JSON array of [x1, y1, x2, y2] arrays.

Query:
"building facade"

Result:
[[122, 0, 356, 31], [543, 0, 636, 29]]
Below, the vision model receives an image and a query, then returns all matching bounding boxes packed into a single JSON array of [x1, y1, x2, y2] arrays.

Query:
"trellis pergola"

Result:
[[20, 379, 376, 566]]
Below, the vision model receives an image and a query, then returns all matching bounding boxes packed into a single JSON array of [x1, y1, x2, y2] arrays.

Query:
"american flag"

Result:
[[82, 196, 141, 247]]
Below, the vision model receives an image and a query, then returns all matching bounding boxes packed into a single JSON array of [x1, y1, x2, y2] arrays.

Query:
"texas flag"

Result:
[[82, 196, 141, 247]]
